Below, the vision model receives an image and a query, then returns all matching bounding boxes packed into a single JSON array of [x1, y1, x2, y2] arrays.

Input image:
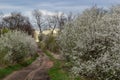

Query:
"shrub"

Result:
[[38, 40, 46, 51], [39, 34, 59, 53], [0, 28, 9, 36], [45, 35, 59, 52], [0, 30, 37, 66], [58, 6, 120, 80]]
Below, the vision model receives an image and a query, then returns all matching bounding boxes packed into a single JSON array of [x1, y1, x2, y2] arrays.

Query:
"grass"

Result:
[[48, 61, 70, 80], [44, 50, 81, 80], [0, 55, 37, 79]]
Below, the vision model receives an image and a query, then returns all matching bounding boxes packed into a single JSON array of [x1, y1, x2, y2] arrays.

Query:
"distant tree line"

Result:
[[0, 12, 33, 35], [0, 10, 75, 37]]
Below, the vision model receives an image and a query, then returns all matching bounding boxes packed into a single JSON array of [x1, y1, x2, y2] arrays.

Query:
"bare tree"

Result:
[[47, 14, 58, 35], [2, 12, 33, 35], [0, 12, 3, 19], [51, 12, 75, 32], [32, 9, 44, 34], [56, 13, 66, 31], [0, 12, 3, 28], [47, 12, 67, 33], [67, 12, 75, 22]]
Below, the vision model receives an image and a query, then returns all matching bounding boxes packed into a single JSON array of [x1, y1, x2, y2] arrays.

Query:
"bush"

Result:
[[45, 35, 59, 52], [39, 34, 59, 53], [0, 30, 37, 66], [58, 6, 120, 80], [0, 28, 9, 36]]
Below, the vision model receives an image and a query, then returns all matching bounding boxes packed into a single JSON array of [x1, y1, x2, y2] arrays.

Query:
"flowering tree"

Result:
[[58, 6, 120, 80], [0, 30, 37, 65]]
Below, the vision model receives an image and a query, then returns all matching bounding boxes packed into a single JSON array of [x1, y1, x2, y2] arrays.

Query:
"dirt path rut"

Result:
[[3, 49, 53, 80]]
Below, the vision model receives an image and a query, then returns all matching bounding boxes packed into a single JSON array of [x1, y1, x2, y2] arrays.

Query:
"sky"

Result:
[[0, 0, 120, 14], [0, 0, 120, 30]]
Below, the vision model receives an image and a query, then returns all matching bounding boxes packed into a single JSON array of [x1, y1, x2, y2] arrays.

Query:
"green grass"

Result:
[[0, 56, 37, 79], [44, 50, 78, 80], [48, 60, 71, 80]]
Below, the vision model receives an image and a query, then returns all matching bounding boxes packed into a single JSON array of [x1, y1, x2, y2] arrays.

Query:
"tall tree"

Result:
[[2, 12, 33, 35], [56, 13, 66, 31], [32, 9, 43, 34], [47, 12, 67, 33], [0, 12, 3, 28], [47, 14, 58, 35]]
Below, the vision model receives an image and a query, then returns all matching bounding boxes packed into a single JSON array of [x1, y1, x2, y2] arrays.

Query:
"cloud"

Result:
[[56, 5, 90, 10], [35, 1, 91, 13], [1, 0, 120, 15], [0, 4, 23, 10], [108, 0, 120, 3], [22, 9, 64, 30], [23, 9, 58, 18]]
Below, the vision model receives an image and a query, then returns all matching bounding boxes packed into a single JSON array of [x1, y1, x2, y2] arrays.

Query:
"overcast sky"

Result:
[[0, 0, 120, 14], [0, 0, 120, 30]]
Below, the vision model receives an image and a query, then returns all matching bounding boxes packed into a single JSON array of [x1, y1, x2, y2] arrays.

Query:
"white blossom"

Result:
[[58, 6, 120, 80], [0, 30, 37, 65]]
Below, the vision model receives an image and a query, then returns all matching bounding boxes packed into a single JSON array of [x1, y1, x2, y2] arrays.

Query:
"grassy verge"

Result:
[[0, 55, 37, 79], [44, 50, 81, 80]]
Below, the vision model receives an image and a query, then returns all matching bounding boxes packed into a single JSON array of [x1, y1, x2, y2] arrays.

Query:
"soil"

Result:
[[3, 49, 54, 80]]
